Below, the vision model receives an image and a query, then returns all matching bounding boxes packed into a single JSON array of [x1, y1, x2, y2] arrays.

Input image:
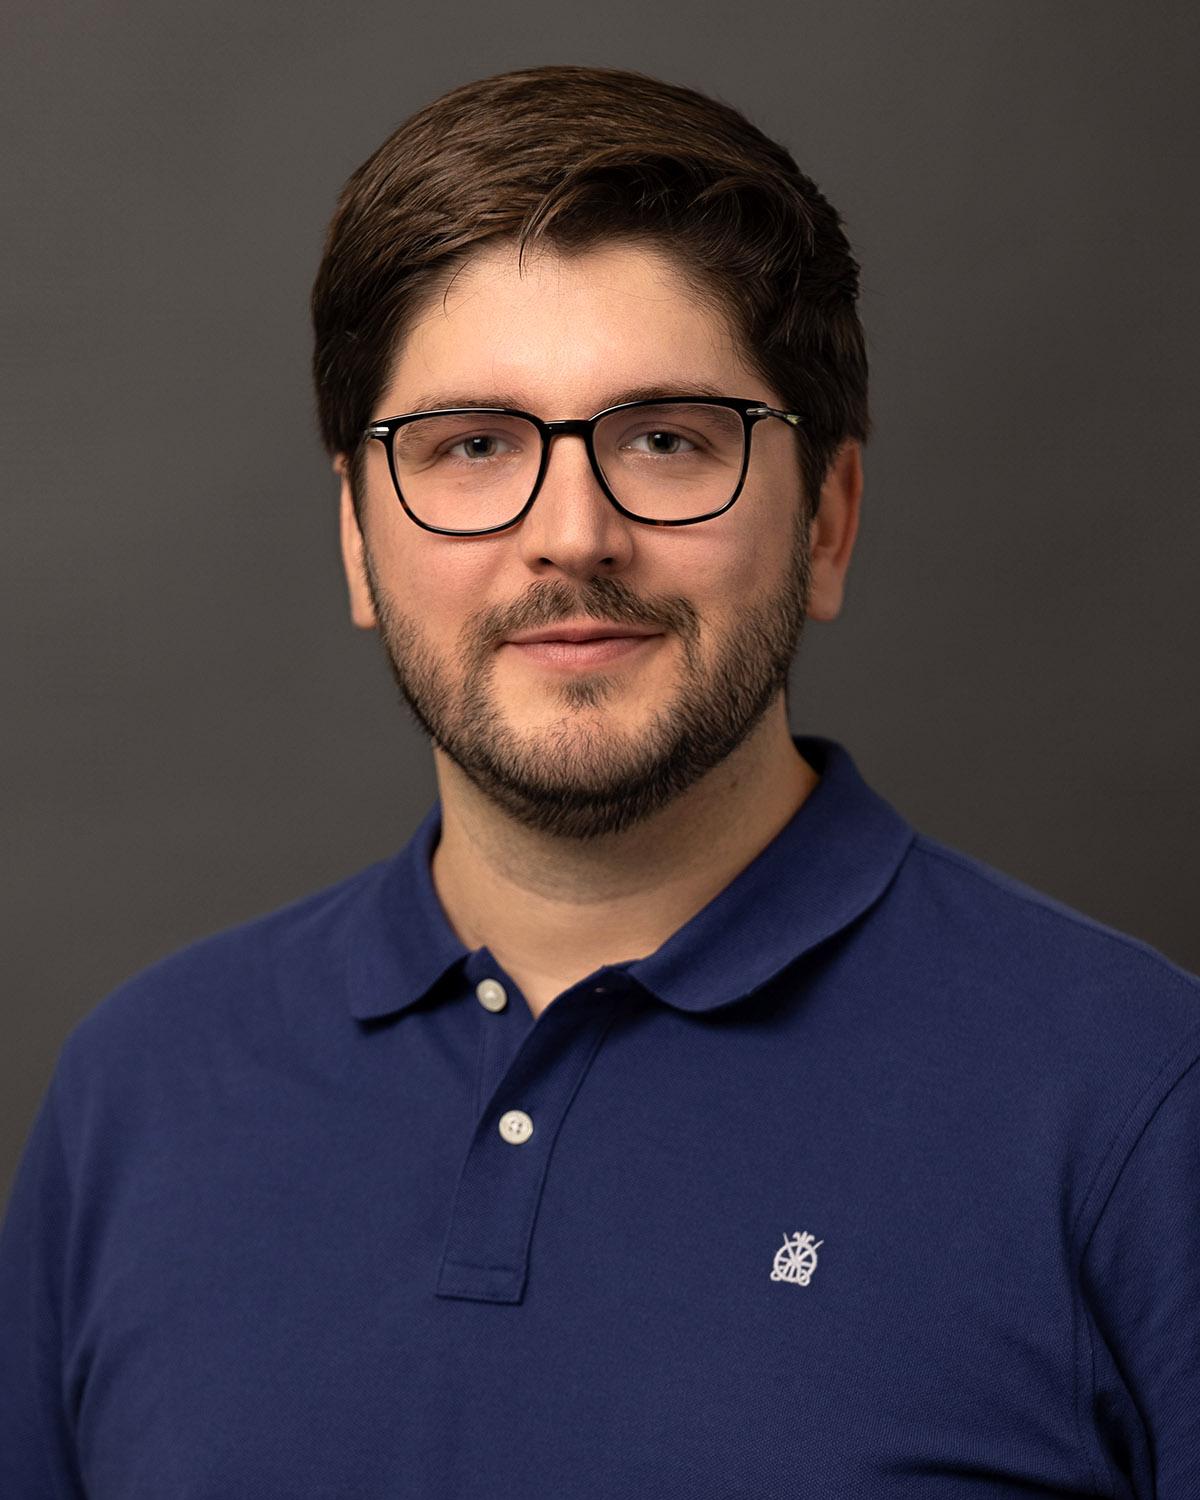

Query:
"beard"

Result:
[[361, 510, 812, 839]]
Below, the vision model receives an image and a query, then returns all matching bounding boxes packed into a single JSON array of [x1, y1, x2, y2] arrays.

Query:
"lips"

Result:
[[500, 622, 665, 670], [503, 622, 662, 645]]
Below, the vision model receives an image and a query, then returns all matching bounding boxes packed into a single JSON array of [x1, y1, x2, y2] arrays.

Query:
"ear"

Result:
[[335, 455, 379, 630], [805, 440, 863, 622]]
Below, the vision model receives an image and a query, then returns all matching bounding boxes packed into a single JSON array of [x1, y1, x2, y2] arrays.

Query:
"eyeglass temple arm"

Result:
[[746, 406, 803, 426]]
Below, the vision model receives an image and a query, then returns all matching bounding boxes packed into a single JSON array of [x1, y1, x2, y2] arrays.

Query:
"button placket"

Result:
[[436, 991, 627, 1304], [470, 964, 536, 1113]]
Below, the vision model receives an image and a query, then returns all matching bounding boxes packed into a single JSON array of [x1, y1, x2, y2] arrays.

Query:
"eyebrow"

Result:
[[392, 381, 733, 417]]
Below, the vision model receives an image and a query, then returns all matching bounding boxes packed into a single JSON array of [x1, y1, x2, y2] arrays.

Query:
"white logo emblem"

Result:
[[770, 1230, 823, 1286]]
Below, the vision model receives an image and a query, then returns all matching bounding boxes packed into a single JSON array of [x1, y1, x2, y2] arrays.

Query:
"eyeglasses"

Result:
[[362, 395, 804, 536]]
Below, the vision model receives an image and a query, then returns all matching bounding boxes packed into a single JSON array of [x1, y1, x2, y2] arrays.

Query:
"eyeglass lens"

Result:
[[388, 402, 746, 529]]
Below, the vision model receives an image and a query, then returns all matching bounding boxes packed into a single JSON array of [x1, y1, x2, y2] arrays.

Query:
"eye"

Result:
[[623, 428, 700, 456], [445, 432, 519, 461]]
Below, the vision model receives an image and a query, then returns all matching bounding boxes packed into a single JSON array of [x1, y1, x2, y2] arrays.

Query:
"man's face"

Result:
[[340, 239, 832, 838]]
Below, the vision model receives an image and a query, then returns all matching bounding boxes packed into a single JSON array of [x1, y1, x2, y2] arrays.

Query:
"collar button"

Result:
[[475, 978, 508, 1013]]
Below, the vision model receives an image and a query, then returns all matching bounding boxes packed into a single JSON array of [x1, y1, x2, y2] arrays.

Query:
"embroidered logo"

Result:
[[770, 1230, 823, 1286]]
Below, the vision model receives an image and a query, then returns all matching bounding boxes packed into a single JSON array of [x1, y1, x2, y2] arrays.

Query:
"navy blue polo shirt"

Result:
[[3, 734, 1199, 1498]]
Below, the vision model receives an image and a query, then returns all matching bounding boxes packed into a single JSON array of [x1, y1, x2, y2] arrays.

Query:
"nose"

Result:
[[513, 429, 636, 580]]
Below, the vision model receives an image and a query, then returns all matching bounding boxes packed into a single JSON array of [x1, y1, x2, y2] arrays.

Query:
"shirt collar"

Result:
[[346, 735, 915, 1021]]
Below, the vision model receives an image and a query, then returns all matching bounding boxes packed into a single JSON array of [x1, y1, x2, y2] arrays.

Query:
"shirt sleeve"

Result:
[[1080, 1049, 1200, 1498], [0, 1065, 88, 1499]]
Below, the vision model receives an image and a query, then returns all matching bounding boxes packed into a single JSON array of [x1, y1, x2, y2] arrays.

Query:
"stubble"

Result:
[[361, 511, 812, 839]]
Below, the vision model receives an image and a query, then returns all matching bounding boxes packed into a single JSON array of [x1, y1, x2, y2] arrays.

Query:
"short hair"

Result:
[[311, 64, 869, 524]]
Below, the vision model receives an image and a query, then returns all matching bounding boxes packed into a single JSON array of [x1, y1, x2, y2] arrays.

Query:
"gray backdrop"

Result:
[[3, 0, 1198, 1206]]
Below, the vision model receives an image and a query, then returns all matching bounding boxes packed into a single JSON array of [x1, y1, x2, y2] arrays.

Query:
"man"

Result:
[[2, 63, 1197, 1499]]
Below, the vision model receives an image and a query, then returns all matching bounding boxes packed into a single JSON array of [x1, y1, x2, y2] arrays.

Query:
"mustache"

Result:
[[467, 576, 699, 650]]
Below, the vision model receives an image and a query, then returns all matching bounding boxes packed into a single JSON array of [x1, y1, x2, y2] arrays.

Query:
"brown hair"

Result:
[[311, 64, 869, 522]]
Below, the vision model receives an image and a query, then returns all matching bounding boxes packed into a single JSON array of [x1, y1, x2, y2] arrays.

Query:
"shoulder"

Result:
[[56, 855, 393, 1085], [882, 833, 1200, 1242], [893, 828, 1200, 1066]]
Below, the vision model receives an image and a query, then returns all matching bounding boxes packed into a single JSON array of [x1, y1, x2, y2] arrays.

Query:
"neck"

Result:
[[428, 702, 819, 1016]]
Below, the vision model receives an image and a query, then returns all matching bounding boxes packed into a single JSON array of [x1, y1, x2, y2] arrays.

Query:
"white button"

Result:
[[498, 1109, 534, 1145], [475, 978, 508, 1012]]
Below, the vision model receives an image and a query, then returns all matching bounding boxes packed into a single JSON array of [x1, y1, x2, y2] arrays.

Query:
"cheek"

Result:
[[708, 497, 802, 606], [657, 526, 762, 617], [381, 538, 503, 643]]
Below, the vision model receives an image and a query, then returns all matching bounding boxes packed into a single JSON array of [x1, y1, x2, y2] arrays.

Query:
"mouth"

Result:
[[500, 621, 665, 669], [504, 621, 663, 646]]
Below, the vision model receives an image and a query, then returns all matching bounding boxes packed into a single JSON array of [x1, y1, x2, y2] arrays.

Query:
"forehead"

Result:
[[381, 239, 767, 415]]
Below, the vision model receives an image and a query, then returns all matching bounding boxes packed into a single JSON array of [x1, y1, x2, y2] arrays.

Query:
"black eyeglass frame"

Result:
[[362, 395, 805, 536]]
